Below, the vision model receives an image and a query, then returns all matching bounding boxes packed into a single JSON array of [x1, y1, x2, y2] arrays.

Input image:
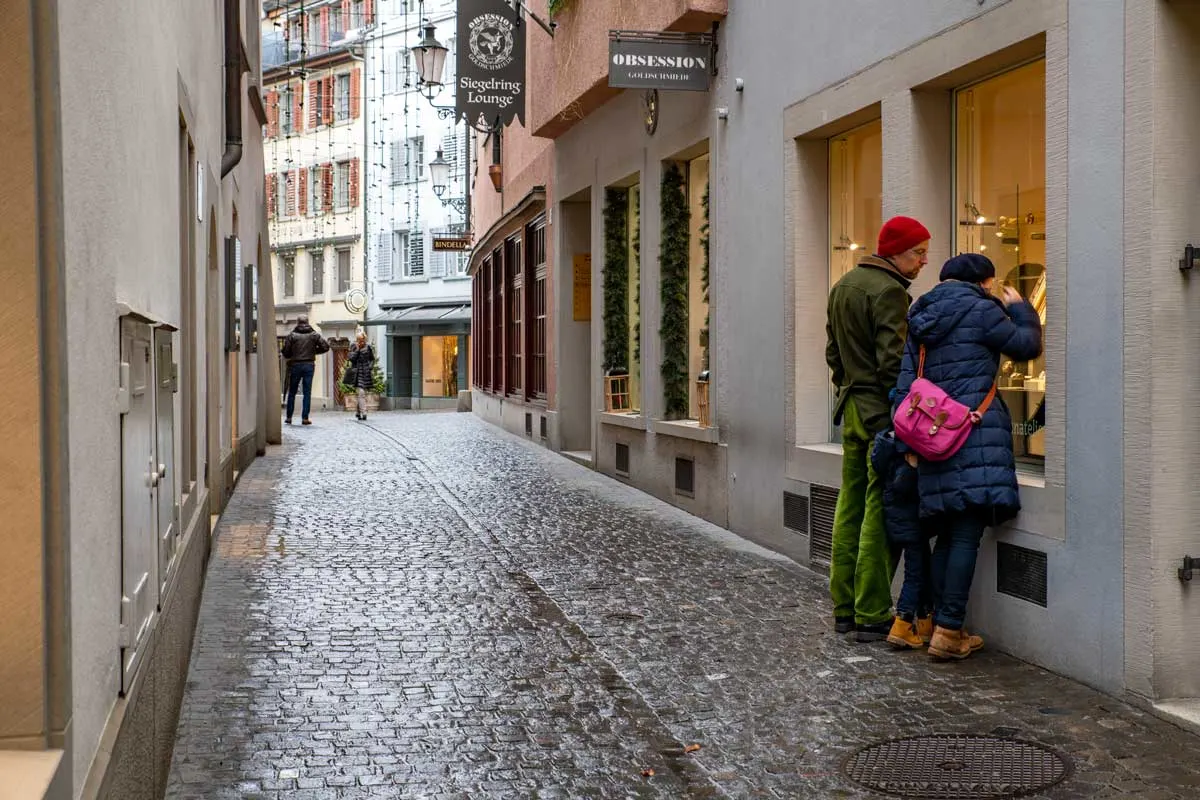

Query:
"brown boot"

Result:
[[917, 615, 934, 645], [928, 626, 984, 660], [886, 617, 925, 650]]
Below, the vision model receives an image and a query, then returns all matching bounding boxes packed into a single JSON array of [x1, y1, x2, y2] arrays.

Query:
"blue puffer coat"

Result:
[[894, 281, 1043, 523]]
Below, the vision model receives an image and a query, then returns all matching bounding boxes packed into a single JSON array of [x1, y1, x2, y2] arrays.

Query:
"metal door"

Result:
[[119, 317, 158, 692], [154, 326, 179, 596]]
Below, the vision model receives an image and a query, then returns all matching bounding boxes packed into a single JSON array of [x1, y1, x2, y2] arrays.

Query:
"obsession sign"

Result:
[[609, 31, 714, 92]]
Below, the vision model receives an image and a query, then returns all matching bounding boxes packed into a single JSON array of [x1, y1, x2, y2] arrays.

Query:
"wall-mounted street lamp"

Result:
[[412, 23, 449, 102], [428, 148, 468, 216]]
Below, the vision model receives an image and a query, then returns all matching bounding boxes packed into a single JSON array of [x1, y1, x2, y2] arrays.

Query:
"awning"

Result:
[[363, 304, 471, 326]]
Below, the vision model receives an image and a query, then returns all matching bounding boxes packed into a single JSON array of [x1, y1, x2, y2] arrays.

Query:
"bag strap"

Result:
[[916, 344, 997, 418]]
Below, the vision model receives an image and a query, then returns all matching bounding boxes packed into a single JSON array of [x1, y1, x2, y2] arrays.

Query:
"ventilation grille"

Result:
[[615, 443, 630, 476], [675, 457, 695, 497], [783, 491, 810, 534], [525, 412, 532, 436], [997, 542, 1048, 607], [809, 484, 838, 572], [539, 415, 547, 439]]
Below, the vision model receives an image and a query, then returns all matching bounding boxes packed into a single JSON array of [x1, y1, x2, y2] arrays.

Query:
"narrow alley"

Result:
[[166, 412, 1200, 799]]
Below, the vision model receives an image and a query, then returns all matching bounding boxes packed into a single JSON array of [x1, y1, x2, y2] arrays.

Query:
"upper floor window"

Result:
[[283, 171, 297, 217], [280, 87, 294, 135], [351, 0, 365, 28], [281, 254, 296, 298], [335, 73, 351, 122], [308, 166, 323, 216], [335, 160, 351, 210], [329, 6, 345, 42], [337, 248, 353, 294]]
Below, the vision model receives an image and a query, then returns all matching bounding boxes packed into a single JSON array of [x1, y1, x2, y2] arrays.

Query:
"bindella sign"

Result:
[[432, 237, 472, 252], [456, 0, 526, 129], [609, 31, 714, 92]]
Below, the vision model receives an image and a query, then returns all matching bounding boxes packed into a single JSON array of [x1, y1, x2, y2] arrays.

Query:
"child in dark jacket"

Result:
[[871, 429, 933, 650]]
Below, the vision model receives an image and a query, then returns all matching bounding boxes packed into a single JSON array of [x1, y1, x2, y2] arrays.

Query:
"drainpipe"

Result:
[[220, 0, 244, 178]]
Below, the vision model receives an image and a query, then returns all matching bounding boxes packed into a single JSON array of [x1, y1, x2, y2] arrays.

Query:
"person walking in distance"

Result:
[[826, 216, 931, 641], [347, 331, 376, 421], [281, 314, 330, 425]]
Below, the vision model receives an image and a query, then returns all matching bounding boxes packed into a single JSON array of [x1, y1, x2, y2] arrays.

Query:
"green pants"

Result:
[[829, 397, 895, 625]]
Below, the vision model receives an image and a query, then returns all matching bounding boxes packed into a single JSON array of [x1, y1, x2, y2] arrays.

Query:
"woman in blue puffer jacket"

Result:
[[894, 253, 1042, 660]]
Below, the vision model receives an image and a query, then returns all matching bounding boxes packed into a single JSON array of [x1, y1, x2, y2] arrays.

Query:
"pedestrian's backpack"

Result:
[[892, 345, 995, 462]]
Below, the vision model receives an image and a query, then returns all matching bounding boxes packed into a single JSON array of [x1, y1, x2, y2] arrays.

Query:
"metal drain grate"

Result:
[[809, 484, 839, 572], [842, 734, 1071, 799]]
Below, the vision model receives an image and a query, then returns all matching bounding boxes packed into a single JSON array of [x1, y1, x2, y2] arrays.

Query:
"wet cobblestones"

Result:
[[168, 411, 1200, 798]]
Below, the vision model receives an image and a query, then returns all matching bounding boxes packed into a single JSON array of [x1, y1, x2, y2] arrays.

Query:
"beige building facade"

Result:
[[0, 0, 276, 797]]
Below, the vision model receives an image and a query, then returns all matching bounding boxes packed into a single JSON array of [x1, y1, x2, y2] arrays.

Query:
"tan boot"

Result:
[[917, 616, 934, 645], [886, 617, 925, 650], [928, 626, 984, 660]]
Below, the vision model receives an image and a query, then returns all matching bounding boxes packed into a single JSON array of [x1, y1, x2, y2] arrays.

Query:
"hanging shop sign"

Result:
[[609, 31, 715, 92], [457, 0, 526, 129], [432, 236, 472, 252]]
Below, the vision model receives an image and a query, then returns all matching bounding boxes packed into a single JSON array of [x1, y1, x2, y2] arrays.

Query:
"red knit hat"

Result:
[[877, 216, 931, 257]]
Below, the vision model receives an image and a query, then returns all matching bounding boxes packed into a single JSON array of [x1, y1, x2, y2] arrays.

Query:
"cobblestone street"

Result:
[[166, 411, 1200, 799]]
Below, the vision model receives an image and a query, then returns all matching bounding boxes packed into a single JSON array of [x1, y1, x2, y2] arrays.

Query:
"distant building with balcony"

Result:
[[263, 0, 373, 410]]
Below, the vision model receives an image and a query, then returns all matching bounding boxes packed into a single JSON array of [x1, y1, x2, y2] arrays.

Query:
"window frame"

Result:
[[336, 248, 352, 296], [281, 253, 296, 299], [335, 72, 351, 122], [310, 250, 325, 297], [334, 160, 351, 211]]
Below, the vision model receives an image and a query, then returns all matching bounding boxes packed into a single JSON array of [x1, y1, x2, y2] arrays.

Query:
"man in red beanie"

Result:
[[826, 215, 930, 641]]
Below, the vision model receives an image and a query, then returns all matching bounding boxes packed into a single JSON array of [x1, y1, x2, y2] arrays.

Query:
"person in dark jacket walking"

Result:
[[281, 315, 330, 425], [347, 331, 376, 421], [894, 253, 1042, 659], [826, 216, 930, 641]]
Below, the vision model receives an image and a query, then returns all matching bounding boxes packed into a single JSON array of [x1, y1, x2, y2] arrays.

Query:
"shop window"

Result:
[[828, 120, 883, 442], [506, 236, 523, 396], [956, 59, 1046, 465], [529, 219, 548, 399], [422, 336, 460, 398], [829, 120, 882, 286], [491, 251, 504, 391]]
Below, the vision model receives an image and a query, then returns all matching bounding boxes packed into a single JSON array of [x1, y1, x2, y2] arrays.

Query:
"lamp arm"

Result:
[[502, 0, 556, 38]]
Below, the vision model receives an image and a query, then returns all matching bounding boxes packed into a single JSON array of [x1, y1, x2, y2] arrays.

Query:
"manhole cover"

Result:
[[842, 734, 1071, 799]]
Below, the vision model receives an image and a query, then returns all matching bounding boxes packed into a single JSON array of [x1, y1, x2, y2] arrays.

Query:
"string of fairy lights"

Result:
[[265, 0, 467, 302]]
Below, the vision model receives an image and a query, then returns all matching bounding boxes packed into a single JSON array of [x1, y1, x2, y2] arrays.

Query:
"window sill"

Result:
[[0, 750, 63, 800], [600, 411, 645, 430], [443, 275, 472, 282], [652, 418, 719, 444], [796, 442, 1049, 488], [390, 277, 429, 284]]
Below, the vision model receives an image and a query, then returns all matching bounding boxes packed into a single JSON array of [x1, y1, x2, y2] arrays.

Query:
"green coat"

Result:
[[826, 255, 913, 434]]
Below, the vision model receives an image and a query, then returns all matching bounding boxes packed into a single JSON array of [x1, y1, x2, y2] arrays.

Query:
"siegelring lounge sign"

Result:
[[457, 0, 526, 129], [609, 31, 714, 92]]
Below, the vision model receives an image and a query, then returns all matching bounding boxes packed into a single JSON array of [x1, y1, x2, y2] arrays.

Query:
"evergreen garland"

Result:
[[548, 0, 571, 15], [602, 187, 629, 373], [700, 182, 711, 372], [631, 187, 641, 364], [659, 162, 691, 419]]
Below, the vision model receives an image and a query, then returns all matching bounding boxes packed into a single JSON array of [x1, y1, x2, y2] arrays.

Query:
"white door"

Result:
[[120, 317, 158, 692], [154, 327, 178, 597]]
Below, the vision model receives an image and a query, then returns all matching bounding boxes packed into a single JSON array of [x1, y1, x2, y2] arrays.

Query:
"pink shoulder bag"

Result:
[[893, 345, 996, 462]]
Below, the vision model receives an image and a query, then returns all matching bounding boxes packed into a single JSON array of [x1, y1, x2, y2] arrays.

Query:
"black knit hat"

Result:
[[940, 253, 996, 284]]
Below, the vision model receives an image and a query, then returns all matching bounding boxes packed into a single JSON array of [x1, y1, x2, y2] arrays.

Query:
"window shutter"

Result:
[[266, 174, 276, 218], [266, 90, 279, 137], [365, 0, 374, 25], [293, 84, 304, 132], [349, 159, 360, 207], [390, 141, 403, 185], [377, 232, 392, 281], [342, 0, 351, 31], [322, 163, 333, 211], [323, 76, 334, 125], [351, 67, 361, 119], [291, 169, 300, 215], [308, 80, 319, 128], [298, 168, 308, 216], [319, 7, 330, 47], [410, 231, 425, 277]]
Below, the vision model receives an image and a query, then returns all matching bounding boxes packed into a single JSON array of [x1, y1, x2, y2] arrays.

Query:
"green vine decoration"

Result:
[[700, 182, 710, 372], [659, 162, 691, 419], [603, 187, 629, 373], [548, 0, 571, 15], [631, 187, 641, 364]]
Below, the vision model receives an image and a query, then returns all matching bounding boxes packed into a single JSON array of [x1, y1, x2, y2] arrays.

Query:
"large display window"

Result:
[[627, 184, 641, 412], [687, 154, 710, 421], [828, 120, 882, 442], [829, 120, 882, 287], [956, 59, 1046, 464], [421, 335, 460, 398]]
